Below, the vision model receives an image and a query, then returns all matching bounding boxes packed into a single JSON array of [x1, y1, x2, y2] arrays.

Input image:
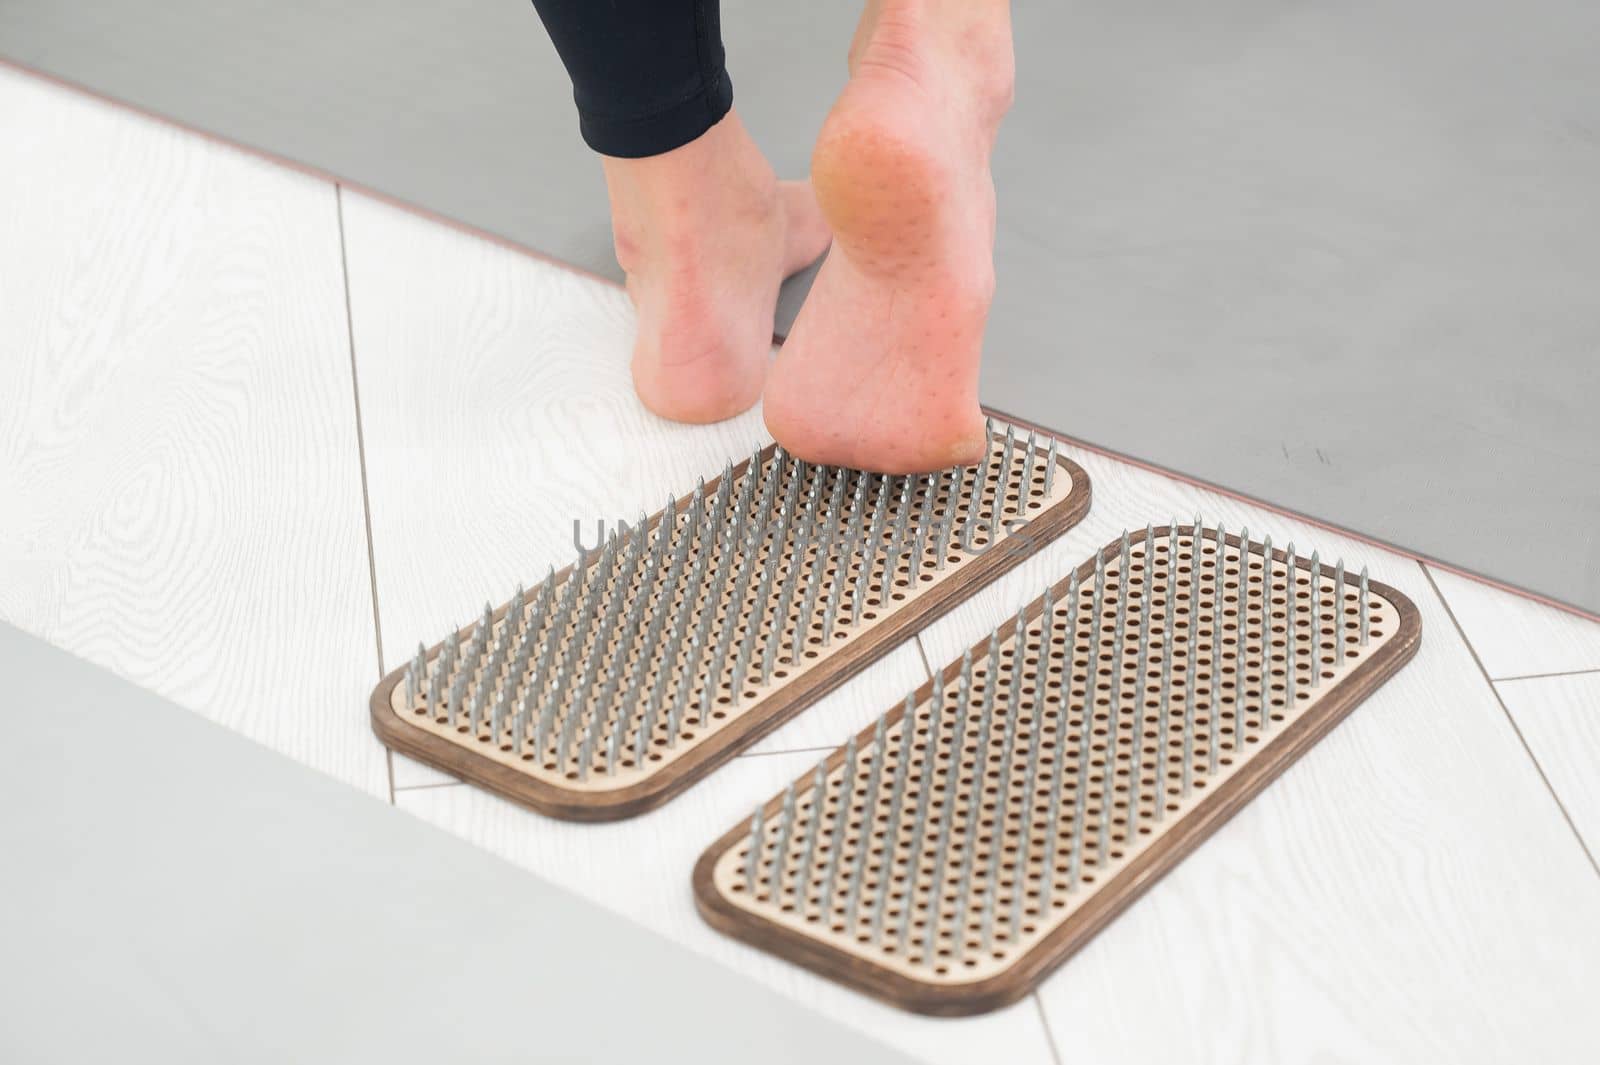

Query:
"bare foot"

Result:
[[606, 111, 831, 424], [764, 0, 1014, 472]]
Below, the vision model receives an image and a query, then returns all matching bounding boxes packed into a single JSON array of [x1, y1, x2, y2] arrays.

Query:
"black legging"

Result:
[[529, 0, 732, 159]]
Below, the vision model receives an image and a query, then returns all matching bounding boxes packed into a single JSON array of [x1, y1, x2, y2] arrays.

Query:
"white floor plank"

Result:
[[392, 751, 461, 791], [343, 184, 927, 777], [1016, 448, 1600, 1062], [16, 54, 1594, 1060], [397, 761, 1056, 1065], [0, 67, 387, 796], [341, 188, 769, 787], [1497, 673, 1600, 866], [342, 189, 772, 639], [1427, 565, 1600, 680], [342, 190, 1055, 1062]]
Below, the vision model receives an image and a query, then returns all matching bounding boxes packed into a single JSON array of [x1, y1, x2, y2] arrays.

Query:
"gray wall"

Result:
[[4, 0, 1596, 613]]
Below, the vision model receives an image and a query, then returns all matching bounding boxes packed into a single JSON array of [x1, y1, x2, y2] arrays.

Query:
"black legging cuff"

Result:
[[531, 0, 735, 158], [576, 71, 734, 158]]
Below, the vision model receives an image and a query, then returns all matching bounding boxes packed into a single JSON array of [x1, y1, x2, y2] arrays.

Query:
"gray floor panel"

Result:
[[0, 624, 913, 1064], [4, 0, 1596, 613]]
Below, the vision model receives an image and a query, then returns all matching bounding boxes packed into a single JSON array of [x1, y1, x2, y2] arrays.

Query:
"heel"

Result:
[[810, 92, 946, 277]]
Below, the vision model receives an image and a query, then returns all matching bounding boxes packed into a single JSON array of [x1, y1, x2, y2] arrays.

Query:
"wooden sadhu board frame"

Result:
[[694, 524, 1422, 1014], [370, 427, 1090, 821]]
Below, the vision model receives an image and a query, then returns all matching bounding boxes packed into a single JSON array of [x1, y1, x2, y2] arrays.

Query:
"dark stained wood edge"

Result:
[[693, 526, 1424, 1015], [370, 446, 1092, 822]]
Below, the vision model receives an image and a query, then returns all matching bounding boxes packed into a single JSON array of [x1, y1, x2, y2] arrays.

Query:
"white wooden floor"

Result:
[[5, 65, 1600, 1064]]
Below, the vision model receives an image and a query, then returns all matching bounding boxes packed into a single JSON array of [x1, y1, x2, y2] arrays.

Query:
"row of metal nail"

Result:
[[401, 423, 1059, 777], [735, 523, 1374, 969]]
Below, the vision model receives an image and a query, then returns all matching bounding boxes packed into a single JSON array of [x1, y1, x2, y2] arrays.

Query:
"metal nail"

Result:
[[744, 807, 765, 894], [797, 762, 828, 908], [1019, 431, 1038, 502], [1334, 559, 1347, 666], [1285, 544, 1298, 710], [1309, 551, 1322, 687], [844, 718, 889, 926], [769, 784, 797, 900], [870, 698, 917, 938], [1359, 566, 1371, 646], [819, 738, 857, 914]]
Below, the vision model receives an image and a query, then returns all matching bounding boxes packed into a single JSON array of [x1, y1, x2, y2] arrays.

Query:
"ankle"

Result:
[[602, 113, 782, 276]]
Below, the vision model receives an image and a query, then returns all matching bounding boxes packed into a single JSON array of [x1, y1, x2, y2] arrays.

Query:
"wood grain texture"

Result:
[[1496, 673, 1600, 864], [0, 67, 386, 796], [1427, 565, 1600, 679], [338, 125, 1597, 1057], [347, 190, 1088, 815], [394, 755, 1058, 1065], [1006, 443, 1600, 1062], [343, 191, 1059, 1060], [694, 530, 1422, 1015], [15, 53, 1592, 1062], [13, 0, 1600, 610], [368, 445, 1088, 821], [390, 633, 926, 789], [747, 636, 927, 756], [341, 187, 771, 790]]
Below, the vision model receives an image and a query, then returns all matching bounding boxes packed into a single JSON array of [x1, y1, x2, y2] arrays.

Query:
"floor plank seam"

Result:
[[1422, 563, 1600, 880], [393, 780, 465, 794], [737, 746, 838, 760], [1032, 992, 1065, 1065], [334, 182, 394, 805], [1492, 666, 1600, 684], [9, 64, 1594, 1060]]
